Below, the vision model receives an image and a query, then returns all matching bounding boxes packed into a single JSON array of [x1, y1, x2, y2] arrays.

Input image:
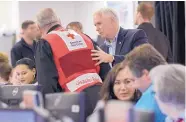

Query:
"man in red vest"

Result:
[[35, 8, 102, 116]]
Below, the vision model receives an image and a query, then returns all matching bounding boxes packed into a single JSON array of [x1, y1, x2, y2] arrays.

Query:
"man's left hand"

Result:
[[91, 46, 114, 66]]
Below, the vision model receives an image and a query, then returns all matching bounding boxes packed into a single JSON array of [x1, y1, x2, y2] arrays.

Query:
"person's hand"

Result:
[[91, 46, 114, 66], [9, 72, 22, 85]]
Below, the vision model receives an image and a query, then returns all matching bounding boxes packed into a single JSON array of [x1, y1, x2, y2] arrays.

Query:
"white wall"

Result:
[[185, 1, 186, 57], [19, 1, 105, 39], [0, 1, 17, 62], [74, 1, 105, 39], [0, 1, 13, 29], [19, 1, 76, 28]]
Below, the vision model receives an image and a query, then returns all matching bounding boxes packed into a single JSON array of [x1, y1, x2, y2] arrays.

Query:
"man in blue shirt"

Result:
[[121, 44, 167, 122], [149, 64, 185, 122]]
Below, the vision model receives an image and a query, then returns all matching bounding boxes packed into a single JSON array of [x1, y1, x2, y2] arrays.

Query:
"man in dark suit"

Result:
[[134, 2, 173, 62], [91, 8, 148, 77]]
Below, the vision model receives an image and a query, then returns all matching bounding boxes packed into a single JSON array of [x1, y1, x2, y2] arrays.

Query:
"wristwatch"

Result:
[[112, 55, 115, 62]]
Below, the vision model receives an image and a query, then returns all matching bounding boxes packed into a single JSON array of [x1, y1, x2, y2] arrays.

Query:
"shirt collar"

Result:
[[21, 38, 36, 48], [105, 27, 120, 45], [145, 85, 153, 92], [47, 24, 61, 34]]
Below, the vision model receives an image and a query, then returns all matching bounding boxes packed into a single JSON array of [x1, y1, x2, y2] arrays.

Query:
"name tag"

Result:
[[49, 30, 87, 51], [66, 73, 102, 92]]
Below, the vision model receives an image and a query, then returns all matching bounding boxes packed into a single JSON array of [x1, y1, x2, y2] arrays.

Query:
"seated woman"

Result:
[[0, 52, 12, 85], [150, 64, 185, 122], [11, 58, 36, 85], [95, 63, 141, 110]]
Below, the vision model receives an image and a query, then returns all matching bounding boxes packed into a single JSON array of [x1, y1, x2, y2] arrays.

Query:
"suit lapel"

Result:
[[101, 44, 109, 53], [115, 27, 127, 55]]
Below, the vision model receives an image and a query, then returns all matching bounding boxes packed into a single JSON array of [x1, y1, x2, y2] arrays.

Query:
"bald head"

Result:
[[36, 8, 59, 28]]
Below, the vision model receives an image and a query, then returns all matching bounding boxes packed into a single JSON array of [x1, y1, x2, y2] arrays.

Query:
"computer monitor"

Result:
[[0, 85, 41, 107], [87, 108, 104, 122], [45, 92, 85, 122], [0, 108, 46, 122], [129, 108, 155, 122]]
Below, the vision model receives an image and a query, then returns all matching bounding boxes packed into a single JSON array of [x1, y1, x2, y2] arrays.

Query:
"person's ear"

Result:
[[21, 29, 25, 34], [134, 11, 139, 25], [58, 17, 62, 25], [142, 69, 151, 82], [74, 27, 78, 32], [37, 25, 45, 37], [142, 69, 149, 76], [32, 68, 36, 75], [37, 25, 42, 32], [138, 12, 143, 20], [0, 77, 4, 82], [110, 17, 116, 25]]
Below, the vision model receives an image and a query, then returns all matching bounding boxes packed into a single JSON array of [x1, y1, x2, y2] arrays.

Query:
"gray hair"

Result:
[[36, 8, 59, 28], [150, 64, 185, 108], [94, 8, 119, 22]]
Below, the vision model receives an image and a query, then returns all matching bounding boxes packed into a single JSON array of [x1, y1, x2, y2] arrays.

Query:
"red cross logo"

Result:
[[67, 33, 75, 39]]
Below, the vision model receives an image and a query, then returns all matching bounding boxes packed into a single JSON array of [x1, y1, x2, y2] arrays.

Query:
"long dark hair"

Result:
[[15, 58, 35, 69], [100, 63, 141, 103]]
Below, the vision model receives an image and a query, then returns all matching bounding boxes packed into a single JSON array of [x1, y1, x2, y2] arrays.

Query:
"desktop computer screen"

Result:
[[0, 85, 41, 107], [0, 109, 46, 122], [45, 92, 85, 122]]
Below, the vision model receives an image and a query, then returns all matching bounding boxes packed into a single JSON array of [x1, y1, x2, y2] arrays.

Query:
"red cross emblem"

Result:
[[67, 33, 75, 39]]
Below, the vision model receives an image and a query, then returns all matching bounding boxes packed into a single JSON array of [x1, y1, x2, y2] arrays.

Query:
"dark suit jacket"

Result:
[[138, 22, 173, 62], [101, 27, 148, 65], [100, 27, 148, 80], [85, 33, 109, 81]]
